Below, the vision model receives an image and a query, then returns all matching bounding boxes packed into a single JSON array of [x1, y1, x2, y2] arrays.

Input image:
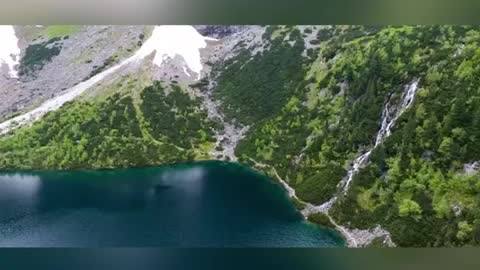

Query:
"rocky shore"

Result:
[[248, 157, 396, 247]]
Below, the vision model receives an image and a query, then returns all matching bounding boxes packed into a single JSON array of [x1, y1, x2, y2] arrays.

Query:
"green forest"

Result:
[[0, 82, 215, 170]]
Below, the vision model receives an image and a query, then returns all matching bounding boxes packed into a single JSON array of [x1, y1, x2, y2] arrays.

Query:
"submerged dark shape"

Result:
[[153, 184, 172, 193]]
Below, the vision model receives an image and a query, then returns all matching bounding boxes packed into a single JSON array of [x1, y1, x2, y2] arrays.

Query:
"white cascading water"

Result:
[[339, 79, 419, 196], [304, 80, 420, 214], [374, 80, 419, 147]]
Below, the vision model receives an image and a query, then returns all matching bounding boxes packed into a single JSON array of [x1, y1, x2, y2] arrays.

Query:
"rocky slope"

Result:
[[0, 25, 148, 121]]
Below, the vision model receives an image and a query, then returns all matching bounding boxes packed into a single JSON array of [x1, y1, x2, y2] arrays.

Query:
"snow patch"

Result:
[[0, 25, 20, 78], [136, 25, 216, 80]]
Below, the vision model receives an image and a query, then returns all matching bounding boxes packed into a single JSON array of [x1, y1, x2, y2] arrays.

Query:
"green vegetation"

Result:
[[213, 27, 306, 124], [233, 26, 392, 206], [44, 25, 81, 39], [89, 56, 118, 78], [0, 81, 214, 170], [18, 37, 63, 76], [295, 164, 345, 205], [365, 236, 390, 247], [327, 26, 480, 247], [307, 212, 335, 230], [292, 196, 307, 211], [140, 81, 216, 150], [211, 25, 480, 247]]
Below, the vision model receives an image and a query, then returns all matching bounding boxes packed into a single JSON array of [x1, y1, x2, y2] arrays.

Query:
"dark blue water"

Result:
[[0, 161, 344, 247]]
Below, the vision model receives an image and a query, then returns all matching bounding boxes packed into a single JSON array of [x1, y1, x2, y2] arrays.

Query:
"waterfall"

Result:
[[297, 80, 420, 200], [294, 80, 420, 215], [262, 80, 418, 247], [252, 80, 419, 247], [339, 150, 372, 194], [339, 79, 419, 195], [375, 80, 419, 147]]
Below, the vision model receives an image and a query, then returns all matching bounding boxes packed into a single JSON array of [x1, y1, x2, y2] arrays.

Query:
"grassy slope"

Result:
[[44, 25, 82, 38]]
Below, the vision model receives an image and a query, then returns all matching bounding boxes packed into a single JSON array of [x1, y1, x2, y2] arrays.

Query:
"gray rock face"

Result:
[[463, 161, 480, 175], [193, 25, 247, 39], [203, 25, 266, 64], [452, 202, 464, 217]]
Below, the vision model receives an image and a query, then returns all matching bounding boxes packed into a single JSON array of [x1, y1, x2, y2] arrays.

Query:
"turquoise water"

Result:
[[0, 161, 344, 247]]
